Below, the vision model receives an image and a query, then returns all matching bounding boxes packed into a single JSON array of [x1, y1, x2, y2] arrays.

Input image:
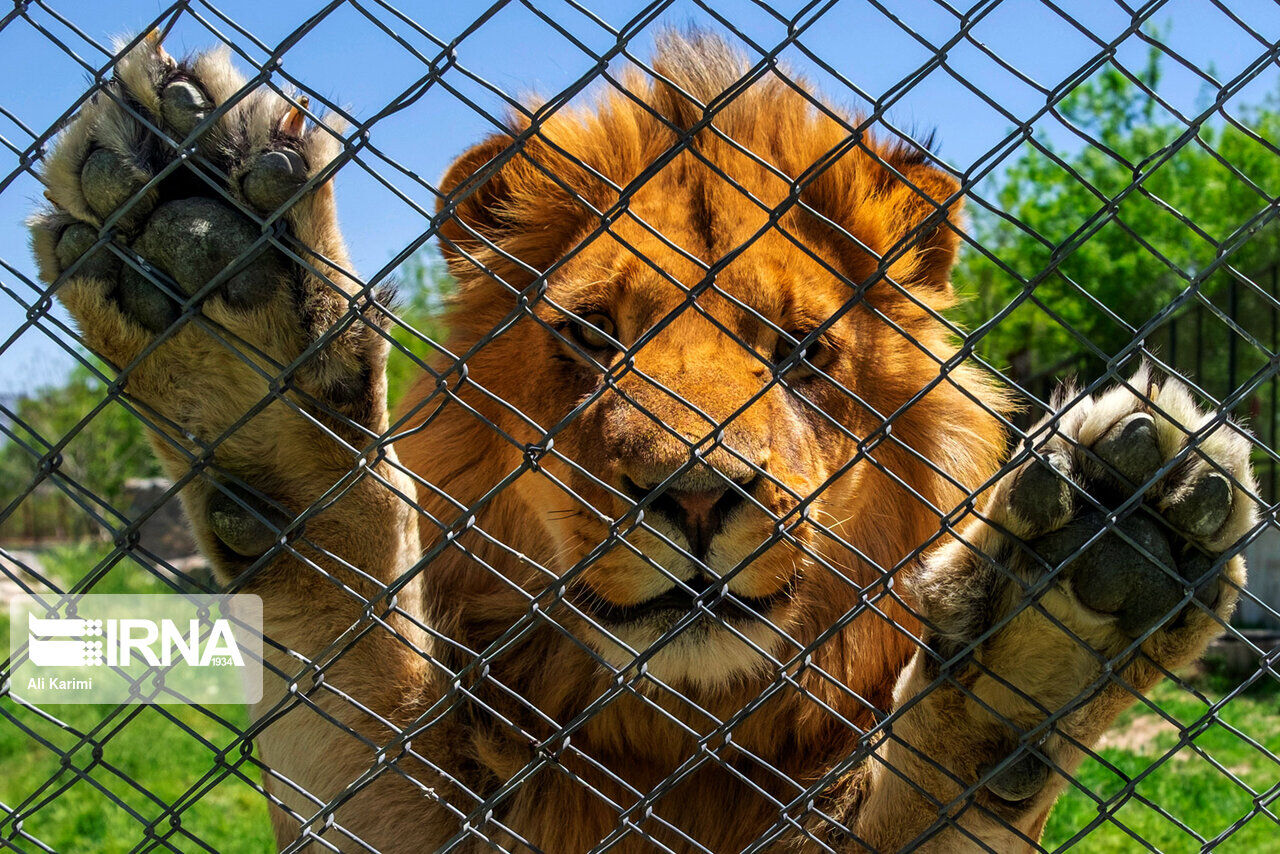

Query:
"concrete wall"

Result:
[[1240, 524, 1280, 628]]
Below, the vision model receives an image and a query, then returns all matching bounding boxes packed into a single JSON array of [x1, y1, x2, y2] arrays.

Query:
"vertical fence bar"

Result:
[[1272, 264, 1277, 503]]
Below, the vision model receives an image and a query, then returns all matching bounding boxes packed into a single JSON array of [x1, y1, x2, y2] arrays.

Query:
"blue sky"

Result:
[[2, 0, 1279, 394]]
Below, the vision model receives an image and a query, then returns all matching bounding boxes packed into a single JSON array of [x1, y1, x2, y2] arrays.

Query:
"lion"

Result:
[[29, 28, 1256, 853]]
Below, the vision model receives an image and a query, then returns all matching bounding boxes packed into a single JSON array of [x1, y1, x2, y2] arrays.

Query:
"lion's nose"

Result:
[[623, 475, 758, 561]]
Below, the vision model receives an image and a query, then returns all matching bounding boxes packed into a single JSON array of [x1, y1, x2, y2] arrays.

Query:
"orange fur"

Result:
[[393, 31, 1010, 850]]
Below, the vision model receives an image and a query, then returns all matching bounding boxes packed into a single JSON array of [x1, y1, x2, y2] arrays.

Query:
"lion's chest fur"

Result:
[[429, 620, 882, 853], [482, 750, 817, 853]]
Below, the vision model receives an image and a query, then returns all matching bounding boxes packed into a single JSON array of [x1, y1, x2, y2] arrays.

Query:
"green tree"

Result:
[[385, 253, 454, 408], [955, 49, 1280, 406], [0, 361, 161, 540]]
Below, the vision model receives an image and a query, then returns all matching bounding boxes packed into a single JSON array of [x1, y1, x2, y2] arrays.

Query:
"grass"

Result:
[[1, 543, 274, 853], [3, 543, 1277, 851], [1041, 676, 1279, 852]]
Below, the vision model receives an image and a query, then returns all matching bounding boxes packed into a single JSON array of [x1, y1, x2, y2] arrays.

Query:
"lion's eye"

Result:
[[568, 312, 617, 353], [775, 329, 835, 379]]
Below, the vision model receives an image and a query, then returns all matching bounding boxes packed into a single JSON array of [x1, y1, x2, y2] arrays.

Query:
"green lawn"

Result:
[[3, 544, 1277, 851], [1, 543, 275, 853], [1042, 675, 1280, 852]]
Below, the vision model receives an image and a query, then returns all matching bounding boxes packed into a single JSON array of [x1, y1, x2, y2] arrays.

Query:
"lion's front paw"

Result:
[[29, 31, 385, 414], [914, 367, 1258, 806], [29, 32, 392, 565], [994, 369, 1255, 651]]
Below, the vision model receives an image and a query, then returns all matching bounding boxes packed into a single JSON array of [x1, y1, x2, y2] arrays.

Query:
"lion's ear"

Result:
[[890, 162, 963, 291], [436, 133, 594, 285], [436, 134, 517, 267], [797, 147, 964, 297]]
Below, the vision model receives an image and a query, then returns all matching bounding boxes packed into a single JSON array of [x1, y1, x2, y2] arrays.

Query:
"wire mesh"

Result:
[[0, 1, 1278, 852]]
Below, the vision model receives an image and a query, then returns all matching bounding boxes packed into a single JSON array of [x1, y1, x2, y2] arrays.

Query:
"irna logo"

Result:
[[10, 594, 263, 705], [27, 613, 245, 668]]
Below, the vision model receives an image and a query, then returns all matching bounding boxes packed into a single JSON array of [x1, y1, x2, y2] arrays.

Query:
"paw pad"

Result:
[[55, 223, 120, 282], [31, 38, 325, 341], [1092, 411, 1161, 488], [30, 34, 382, 447], [983, 750, 1050, 803], [995, 372, 1254, 645], [1037, 512, 1184, 637], [160, 79, 212, 137], [1162, 471, 1232, 540], [81, 148, 152, 227], [126, 198, 287, 307], [1007, 449, 1073, 534], [242, 149, 309, 213], [208, 483, 295, 557]]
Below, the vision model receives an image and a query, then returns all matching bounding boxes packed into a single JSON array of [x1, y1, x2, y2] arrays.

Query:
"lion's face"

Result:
[[515, 218, 886, 684], [430, 49, 990, 688]]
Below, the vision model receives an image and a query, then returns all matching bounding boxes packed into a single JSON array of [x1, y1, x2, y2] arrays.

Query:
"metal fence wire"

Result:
[[1, 1, 1279, 852]]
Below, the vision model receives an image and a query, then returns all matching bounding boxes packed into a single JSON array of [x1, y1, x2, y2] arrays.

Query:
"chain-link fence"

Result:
[[1, 1, 1278, 852]]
